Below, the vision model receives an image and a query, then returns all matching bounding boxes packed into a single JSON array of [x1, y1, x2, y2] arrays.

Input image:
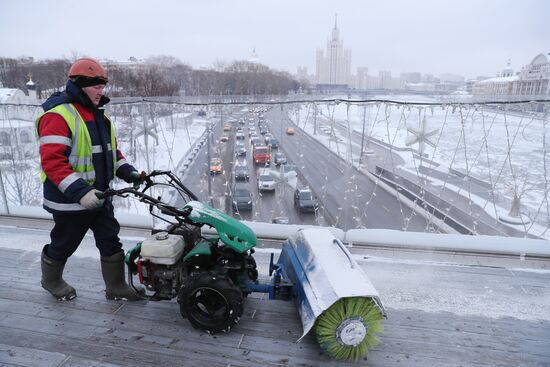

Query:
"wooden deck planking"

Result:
[[0, 241, 549, 367]]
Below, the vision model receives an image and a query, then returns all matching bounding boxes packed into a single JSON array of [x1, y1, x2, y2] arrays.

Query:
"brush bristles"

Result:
[[315, 297, 384, 361]]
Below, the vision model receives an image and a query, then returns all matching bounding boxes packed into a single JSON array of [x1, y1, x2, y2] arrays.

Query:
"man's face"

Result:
[[82, 84, 105, 106]]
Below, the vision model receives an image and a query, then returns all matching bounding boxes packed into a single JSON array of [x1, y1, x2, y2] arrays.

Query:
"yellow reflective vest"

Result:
[[36, 103, 117, 186]]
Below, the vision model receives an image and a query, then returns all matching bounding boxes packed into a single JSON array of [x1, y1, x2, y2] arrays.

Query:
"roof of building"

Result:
[[0, 88, 26, 103], [477, 75, 519, 84], [530, 53, 549, 66]]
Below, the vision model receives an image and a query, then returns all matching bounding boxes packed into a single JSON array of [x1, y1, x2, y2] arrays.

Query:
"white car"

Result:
[[274, 152, 287, 165], [257, 172, 276, 192]]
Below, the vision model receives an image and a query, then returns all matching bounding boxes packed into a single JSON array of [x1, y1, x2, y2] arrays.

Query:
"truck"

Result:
[[253, 145, 270, 165]]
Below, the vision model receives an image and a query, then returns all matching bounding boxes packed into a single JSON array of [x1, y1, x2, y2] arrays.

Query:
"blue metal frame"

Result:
[[244, 246, 294, 300]]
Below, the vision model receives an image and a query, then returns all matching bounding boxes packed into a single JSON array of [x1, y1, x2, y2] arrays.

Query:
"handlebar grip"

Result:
[[95, 189, 117, 199]]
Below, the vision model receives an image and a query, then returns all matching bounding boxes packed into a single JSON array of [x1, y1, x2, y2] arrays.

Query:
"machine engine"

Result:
[[138, 232, 186, 300]]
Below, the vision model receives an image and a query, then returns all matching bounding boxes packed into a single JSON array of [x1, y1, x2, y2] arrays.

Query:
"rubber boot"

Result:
[[100, 251, 144, 301], [41, 245, 77, 301]]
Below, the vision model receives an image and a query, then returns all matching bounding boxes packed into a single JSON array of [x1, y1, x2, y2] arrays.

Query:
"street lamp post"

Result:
[[359, 105, 367, 166]]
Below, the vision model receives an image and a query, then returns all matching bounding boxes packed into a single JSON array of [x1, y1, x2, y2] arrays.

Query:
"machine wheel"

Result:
[[178, 272, 243, 334]]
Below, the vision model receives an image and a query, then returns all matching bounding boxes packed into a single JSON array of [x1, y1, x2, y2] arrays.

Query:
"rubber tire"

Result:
[[178, 272, 243, 334]]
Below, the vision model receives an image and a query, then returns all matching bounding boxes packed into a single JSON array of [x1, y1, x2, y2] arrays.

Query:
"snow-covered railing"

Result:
[[3, 210, 548, 258], [1, 96, 550, 241], [201, 221, 550, 258]]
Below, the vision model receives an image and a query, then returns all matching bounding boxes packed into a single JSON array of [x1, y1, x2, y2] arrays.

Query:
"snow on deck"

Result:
[[0, 219, 549, 366]]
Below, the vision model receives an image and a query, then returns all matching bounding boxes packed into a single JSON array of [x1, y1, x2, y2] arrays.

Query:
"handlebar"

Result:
[[94, 170, 197, 220]]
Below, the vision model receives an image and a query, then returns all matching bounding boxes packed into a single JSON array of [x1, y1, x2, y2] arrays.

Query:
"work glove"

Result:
[[79, 189, 104, 209], [129, 171, 145, 188]]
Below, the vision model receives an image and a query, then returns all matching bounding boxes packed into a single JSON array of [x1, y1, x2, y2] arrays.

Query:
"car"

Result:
[[209, 158, 223, 174], [235, 142, 246, 156], [273, 152, 287, 165], [223, 123, 232, 132], [220, 135, 229, 142], [250, 136, 262, 147], [232, 183, 253, 211], [280, 164, 297, 174], [234, 164, 250, 180], [264, 133, 274, 144], [259, 126, 268, 135], [286, 127, 295, 135], [268, 137, 279, 149], [257, 171, 276, 192], [236, 131, 245, 140], [272, 216, 289, 224], [294, 187, 318, 213]]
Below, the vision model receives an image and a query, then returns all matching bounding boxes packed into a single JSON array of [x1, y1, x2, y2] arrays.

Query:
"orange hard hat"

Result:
[[68, 57, 108, 82]]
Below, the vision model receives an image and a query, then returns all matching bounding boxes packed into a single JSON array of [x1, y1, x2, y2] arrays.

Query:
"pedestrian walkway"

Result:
[[1, 221, 549, 366]]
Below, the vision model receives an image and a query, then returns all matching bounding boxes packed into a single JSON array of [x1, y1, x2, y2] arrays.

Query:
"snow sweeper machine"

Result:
[[101, 170, 386, 361]]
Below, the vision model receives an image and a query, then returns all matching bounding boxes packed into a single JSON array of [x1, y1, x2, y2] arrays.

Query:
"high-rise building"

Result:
[[296, 66, 310, 82], [356, 67, 369, 89], [315, 14, 352, 85], [401, 72, 422, 84]]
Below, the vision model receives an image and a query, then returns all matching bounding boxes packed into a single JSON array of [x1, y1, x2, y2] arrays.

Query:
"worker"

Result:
[[36, 57, 143, 301]]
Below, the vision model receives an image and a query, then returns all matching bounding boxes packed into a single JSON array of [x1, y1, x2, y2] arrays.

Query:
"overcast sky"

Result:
[[1, 0, 548, 78]]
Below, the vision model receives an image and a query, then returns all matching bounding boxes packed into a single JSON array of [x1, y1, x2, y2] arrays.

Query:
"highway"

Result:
[[181, 108, 328, 226], [181, 107, 430, 232]]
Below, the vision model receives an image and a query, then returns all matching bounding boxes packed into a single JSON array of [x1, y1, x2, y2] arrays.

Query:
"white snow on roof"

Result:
[[0, 88, 23, 103], [477, 75, 518, 84]]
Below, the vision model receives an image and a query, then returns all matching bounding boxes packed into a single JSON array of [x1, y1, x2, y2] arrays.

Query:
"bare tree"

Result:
[[1, 55, 299, 98]]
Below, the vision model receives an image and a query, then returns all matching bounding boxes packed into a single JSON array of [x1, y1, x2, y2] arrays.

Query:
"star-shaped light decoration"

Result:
[[405, 116, 438, 158], [267, 166, 298, 189]]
